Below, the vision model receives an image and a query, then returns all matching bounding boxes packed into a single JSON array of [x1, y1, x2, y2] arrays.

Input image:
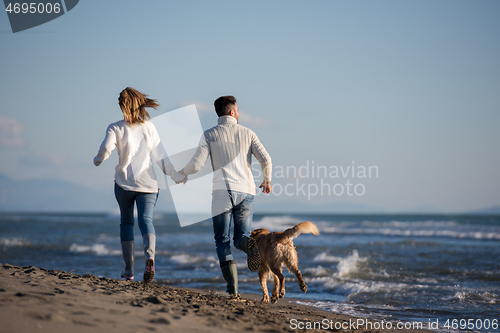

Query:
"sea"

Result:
[[1, 212, 499, 332]]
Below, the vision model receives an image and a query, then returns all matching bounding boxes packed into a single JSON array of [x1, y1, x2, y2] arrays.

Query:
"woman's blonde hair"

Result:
[[118, 87, 159, 125]]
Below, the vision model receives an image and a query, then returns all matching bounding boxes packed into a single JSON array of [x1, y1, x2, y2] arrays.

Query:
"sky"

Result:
[[0, 0, 499, 213]]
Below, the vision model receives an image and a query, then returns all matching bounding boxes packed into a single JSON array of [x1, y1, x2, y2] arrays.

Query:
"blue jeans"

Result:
[[114, 183, 158, 242], [212, 190, 254, 263]]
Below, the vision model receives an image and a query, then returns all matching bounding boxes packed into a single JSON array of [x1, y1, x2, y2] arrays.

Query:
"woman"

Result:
[[94, 87, 185, 283]]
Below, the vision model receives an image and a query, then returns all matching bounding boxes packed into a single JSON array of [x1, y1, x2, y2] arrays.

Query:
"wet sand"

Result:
[[0, 263, 432, 332]]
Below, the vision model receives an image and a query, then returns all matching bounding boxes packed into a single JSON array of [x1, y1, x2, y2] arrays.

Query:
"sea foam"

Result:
[[169, 253, 217, 265], [322, 225, 500, 240], [69, 243, 121, 256], [313, 252, 343, 263], [336, 250, 367, 278], [252, 215, 302, 231], [454, 291, 500, 305], [0, 237, 29, 247]]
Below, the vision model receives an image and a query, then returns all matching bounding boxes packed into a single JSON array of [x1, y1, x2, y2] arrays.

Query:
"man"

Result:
[[180, 95, 272, 296]]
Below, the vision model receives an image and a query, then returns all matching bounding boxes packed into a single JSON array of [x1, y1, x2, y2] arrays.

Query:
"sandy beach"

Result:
[[0, 263, 434, 333]]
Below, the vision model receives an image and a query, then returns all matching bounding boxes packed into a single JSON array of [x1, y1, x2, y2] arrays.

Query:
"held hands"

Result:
[[178, 169, 188, 184], [178, 175, 188, 184], [259, 181, 271, 194], [171, 170, 188, 184]]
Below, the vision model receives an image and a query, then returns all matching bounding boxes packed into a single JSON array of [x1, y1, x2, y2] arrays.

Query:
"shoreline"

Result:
[[0, 263, 433, 332]]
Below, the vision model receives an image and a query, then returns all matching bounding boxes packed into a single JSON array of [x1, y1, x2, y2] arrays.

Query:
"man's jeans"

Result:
[[114, 183, 158, 242], [212, 190, 255, 263]]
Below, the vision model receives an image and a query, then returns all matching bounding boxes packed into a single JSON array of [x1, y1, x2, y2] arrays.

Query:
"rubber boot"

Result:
[[239, 236, 261, 272], [142, 233, 156, 259], [120, 241, 135, 280], [220, 260, 238, 295], [143, 233, 156, 283]]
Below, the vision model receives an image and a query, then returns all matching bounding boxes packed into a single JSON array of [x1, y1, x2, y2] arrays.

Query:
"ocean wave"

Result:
[[414, 277, 440, 284], [304, 265, 331, 277], [336, 250, 368, 278], [308, 274, 416, 301], [295, 300, 364, 318], [252, 215, 302, 231], [313, 252, 343, 263], [69, 243, 121, 256], [303, 250, 420, 301], [39, 215, 110, 223], [0, 237, 30, 247], [0, 214, 112, 223], [322, 226, 500, 240], [343, 281, 411, 298], [453, 291, 500, 305], [307, 250, 387, 281], [169, 253, 218, 265], [361, 220, 458, 228]]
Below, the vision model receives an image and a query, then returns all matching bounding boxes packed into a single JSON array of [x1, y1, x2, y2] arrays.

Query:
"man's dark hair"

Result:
[[214, 95, 237, 117]]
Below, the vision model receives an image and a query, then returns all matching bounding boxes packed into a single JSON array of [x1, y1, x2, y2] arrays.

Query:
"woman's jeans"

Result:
[[212, 190, 254, 263], [114, 183, 158, 242]]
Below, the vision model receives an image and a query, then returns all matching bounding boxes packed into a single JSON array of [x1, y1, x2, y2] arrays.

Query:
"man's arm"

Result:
[[250, 132, 272, 193], [259, 181, 271, 194], [181, 134, 211, 176]]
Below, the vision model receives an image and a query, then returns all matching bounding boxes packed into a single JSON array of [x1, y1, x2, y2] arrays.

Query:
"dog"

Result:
[[251, 221, 320, 304]]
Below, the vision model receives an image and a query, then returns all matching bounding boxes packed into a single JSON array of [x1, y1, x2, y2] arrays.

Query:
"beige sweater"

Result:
[[182, 116, 272, 195]]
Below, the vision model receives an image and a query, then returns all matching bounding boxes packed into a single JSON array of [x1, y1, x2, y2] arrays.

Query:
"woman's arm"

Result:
[[94, 125, 117, 166], [149, 124, 186, 183]]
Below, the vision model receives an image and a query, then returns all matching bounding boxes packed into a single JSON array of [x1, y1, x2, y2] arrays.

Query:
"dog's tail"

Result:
[[281, 221, 320, 242]]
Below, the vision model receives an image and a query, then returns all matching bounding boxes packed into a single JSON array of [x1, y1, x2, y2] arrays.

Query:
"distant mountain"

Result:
[[467, 205, 500, 215], [0, 173, 116, 212], [0, 172, 180, 213]]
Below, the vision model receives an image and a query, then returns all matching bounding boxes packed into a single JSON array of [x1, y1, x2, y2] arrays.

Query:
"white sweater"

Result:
[[94, 120, 183, 193], [182, 116, 272, 195]]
